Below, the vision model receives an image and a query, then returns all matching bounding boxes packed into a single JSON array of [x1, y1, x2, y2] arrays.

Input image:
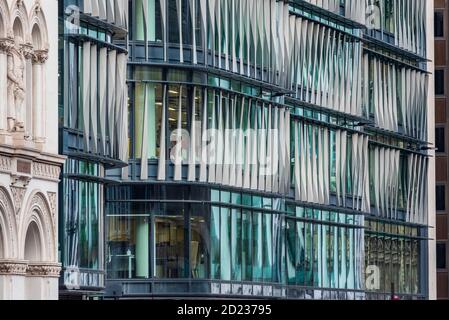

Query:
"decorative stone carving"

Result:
[[0, 0, 59, 301], [47, 192, 56, 215], [0, 260, 28, 275], [10, 166, 32, 188], [33, 162, 61, 181], [0, 155, 12, 172], [33, 0, 42, 14], [10, 186, 26, 216], [0, 38, 14, 53], [30, 193, 55, 251], [47, 191, 57, 233], [26, 263, 61, 278], [32, 49, 48, 64], [7, 37, 26, 132], [0, 261, 61, 277], [20, 43, 34, 60]]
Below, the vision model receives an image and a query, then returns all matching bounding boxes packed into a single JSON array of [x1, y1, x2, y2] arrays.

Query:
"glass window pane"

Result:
[[155, 215, 186, 278], [191, 204, 210, 279], [263, 214, 273, 282], [242, 210, 253, 281], [210, 206, 220, 279], [231, 209, 242, 281], [220, 208, 231, 281], [252, 212, 263, 281]]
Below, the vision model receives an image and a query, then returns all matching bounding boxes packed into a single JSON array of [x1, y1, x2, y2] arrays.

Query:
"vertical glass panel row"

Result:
[[61, 159, 101, 271]]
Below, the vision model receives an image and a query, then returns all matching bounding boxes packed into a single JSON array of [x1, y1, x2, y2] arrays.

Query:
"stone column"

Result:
[[26, 262, 61, 300], [20, 44, 34, 141], [32, 50, 48, 144], [0, 260, 28, 300], [0, 38, 14, 136]]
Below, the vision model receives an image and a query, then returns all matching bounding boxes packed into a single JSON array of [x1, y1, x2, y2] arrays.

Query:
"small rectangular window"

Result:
[[436, 185, 446, 211], [436, 127, 446, 153], [436, 70, 445, 96], [437, 243, 447, 269], [435, 11, 444, 37]]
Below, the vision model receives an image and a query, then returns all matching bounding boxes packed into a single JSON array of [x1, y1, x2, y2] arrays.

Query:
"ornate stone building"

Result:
[[0, 0, 63, 300]]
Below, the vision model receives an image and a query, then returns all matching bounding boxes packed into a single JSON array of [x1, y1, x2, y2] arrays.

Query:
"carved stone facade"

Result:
[[0, 0, 63, 300], [0, 156, 11, 172], [0, 260, 27, 275], [10, 185, 25, 215], [33, 162, 61, 181]]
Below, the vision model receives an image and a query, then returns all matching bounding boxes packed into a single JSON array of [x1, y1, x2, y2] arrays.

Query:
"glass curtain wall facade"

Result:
[[52, 0, 433, 300], [58, 0, 129, 297]]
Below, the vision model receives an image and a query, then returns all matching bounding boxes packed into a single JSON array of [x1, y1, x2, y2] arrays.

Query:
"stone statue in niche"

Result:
[[7, 36, 26, 133]]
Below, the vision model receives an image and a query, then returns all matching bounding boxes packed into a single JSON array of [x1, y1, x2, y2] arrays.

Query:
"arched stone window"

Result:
[[29, 4, 48, 143], [0, 0, 5, 37], [31, 24, 41, 47], [12, 16, 23, 38], [24, 220, 42, 262], [20, 192, 56, 262], [21, 192, 58, 300], [23, 217, 45, 300], [0, 0, 11, 133], [9, 0, 30, 51], [0, 186, 17, 259], [0, 206, 9, 260]]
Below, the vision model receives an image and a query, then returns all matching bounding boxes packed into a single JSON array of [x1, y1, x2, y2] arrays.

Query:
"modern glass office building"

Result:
[[59, 0, 434, 300], [58, 0, 129, 297]]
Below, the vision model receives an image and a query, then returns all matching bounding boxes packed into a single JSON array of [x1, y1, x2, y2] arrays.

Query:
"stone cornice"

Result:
[[0, 156, 62, 182], [0, 144, 66, 166], [0, 155, 12, 173], [32, 49, 49, 64], [0, 260, 28, 275], [33, 162, 61, 182], [26, 263, 62, 278], [0, 261, 62, 277]]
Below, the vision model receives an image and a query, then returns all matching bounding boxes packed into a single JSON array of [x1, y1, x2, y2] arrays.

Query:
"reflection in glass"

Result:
[[252, 212, 263, 282], [155, 216, 186, 278], [102, 185, 424, 296], [211, 206, 220, 279], [63, 160, 101, 271], [134, 83, 163, 159], [364, 220, 422, 295], [231, 209, 242, 281], [263, 214, 273, 282], [220, 208, 231, 281], [191, 205, 210, 279], [242, 210, 252, 281], [107, 216, 150, 279], [286, 219, 296, 285]]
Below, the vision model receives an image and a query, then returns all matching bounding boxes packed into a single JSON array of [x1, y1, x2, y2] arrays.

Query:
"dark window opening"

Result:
[[437, 243, 447, 269], [435, 70, 445, 96], [436, 185, 446, 211], [436, 127, 446, 153]]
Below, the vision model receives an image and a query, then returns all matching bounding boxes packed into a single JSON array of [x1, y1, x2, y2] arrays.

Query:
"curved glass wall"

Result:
[[105, 0, 431, 300], [105, 184, 364, 297]]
